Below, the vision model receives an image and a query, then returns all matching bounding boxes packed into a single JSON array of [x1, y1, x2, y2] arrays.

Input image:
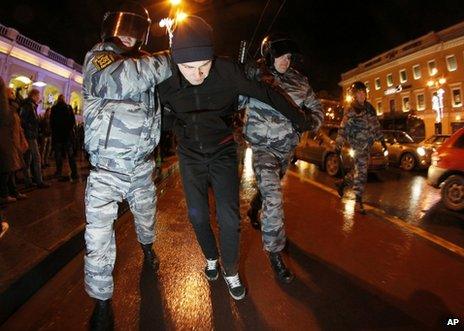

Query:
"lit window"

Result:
[[375, 77, 381, 90], [446, 55, 457, 72], [387, 73, 393, 87], [428, 60, 437, 76], [402, 95, 410, 112], [451, 88, 462, 107], [416, 93, 425, 110], [376, 101, 383, 115], [399, 69, 407, 83], [413, 64, 421, 80]]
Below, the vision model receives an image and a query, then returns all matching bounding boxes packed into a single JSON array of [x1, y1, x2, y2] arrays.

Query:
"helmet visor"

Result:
[[101, 11, 151, 45], [270, 39, 300, 58]]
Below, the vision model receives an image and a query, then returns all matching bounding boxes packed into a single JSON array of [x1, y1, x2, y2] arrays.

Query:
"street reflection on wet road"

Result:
[[290, 159, 464, 248]]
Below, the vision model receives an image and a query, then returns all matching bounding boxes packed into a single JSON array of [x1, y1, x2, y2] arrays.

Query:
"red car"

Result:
[[427, 128, 464, 211]]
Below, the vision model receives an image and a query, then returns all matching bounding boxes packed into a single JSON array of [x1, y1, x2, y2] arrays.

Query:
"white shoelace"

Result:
[[206, 259, 218, 270], [224, 274, 242, 288]]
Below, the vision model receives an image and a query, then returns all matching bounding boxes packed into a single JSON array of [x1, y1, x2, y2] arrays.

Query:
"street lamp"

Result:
[[428, 77, 447, 134], [170, 0, 181, 5]]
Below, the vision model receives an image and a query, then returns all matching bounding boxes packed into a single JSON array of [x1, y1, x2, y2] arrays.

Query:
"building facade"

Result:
[[0, 22, 83, 117], [340, 21, 464, 138]]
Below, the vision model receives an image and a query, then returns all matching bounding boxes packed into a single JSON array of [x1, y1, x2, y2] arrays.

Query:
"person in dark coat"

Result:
[[0, 79, 28, 203], [50, 94, 79, 181], [19, 89, 50, 188]]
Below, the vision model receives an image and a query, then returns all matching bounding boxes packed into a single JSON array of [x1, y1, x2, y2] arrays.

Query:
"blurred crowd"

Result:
[[0, 77, 84, 235]]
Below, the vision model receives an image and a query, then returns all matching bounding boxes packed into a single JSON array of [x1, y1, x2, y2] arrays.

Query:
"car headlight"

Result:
[[416, 147, 426, 156], [348, 148, 355, 158]]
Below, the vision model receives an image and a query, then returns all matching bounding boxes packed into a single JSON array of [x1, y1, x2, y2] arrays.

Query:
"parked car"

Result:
[[420, 134, 451, 151], [294, 125, 388, 177], [427, 128, 464, 211], [382, 130, 433, 171]]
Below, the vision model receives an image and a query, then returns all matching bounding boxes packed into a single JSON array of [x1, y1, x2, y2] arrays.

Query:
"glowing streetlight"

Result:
[[438, 77, 447, 85], [170, 0, 181, 5], [176, 11, 188, 22]]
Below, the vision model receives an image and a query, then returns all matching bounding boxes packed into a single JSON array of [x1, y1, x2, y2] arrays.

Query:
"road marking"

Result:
[[287, 169, 464, 259]]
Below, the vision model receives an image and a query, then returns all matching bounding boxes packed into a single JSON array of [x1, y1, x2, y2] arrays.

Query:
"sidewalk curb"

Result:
[[0, 160, 178, 325]]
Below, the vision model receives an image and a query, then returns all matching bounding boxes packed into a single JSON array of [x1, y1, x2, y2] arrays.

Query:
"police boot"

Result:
[[89, 299, 114, 331], [247, 207, 261, 230], [355, 196, 366, 215], [269, 252, 294, 284], [335, 180, 346, 198], [141, 243, 159, 271]]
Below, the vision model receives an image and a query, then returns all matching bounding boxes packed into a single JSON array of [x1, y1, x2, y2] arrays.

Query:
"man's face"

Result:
[[31, 93, 41, 104], [118, 35, 137, 48], [274, 53, 291, 74], [355, 89, 367, 104], [177, 60, 212, 85], [6, 88, 15, 100]]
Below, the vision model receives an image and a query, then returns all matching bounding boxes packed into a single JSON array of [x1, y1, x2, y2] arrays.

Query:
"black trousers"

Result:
[[54, 141, 78, 179], [177, 142, 240, 275]]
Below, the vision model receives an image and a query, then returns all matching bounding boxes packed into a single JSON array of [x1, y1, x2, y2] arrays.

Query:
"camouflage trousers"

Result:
[[251, 146, 293, 253], [84, 161, 156, 300], [343, 148, 370, 198]]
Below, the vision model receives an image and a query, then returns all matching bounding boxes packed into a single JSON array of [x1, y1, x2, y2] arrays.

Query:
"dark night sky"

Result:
[[2, 0, 464, 97]]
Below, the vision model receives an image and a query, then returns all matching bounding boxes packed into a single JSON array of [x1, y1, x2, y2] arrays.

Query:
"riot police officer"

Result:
[[82, 2, 171, 329], [335, 81, 387, 214], [242, 34, 324, 283]]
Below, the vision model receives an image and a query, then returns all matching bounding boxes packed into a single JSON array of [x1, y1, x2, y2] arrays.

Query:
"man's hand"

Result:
[[295, 111, 314, 133]]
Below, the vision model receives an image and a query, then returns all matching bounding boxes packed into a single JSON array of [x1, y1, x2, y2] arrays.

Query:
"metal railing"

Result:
[[0, 24, 8, 38], [48, 49, 69, 66], [0, 22, 82, 73]]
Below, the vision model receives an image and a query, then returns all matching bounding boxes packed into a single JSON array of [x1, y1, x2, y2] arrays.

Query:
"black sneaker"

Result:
[[204, 259, 219, 281], [223, 273, 246, 300]]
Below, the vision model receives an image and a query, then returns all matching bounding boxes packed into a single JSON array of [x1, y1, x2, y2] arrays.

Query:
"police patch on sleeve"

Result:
[[92, 52, 115, 71]]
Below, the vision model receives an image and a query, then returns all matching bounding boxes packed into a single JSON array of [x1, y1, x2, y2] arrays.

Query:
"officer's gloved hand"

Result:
[[295, 112, 314, 133]]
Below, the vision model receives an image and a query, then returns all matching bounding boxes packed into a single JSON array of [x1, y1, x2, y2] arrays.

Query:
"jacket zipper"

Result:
[[104, 111, 115, 149]]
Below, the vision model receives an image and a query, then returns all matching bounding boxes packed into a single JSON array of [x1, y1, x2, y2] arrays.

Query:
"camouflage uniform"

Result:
[[335, 101, 383, 198], [82, 42, 171, 300], [241, 66, 323, 253]]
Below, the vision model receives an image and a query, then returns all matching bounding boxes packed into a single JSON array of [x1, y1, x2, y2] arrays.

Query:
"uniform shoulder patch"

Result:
[[92, 52, 116, 71]]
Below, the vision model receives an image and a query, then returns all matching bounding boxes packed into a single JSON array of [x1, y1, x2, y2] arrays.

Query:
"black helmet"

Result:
[[101, 1, 151, 50], [350, 81, 367, 93], [260, 34, 300, 66]]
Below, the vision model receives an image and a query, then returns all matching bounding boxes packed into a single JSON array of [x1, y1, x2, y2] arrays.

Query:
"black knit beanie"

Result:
[[171, 15, 214, 64]]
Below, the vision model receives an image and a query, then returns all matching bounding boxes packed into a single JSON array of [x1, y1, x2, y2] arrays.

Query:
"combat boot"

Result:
[[334, 180, 346, 198], [269, 252, 294, 284], [89, 299, 114, 331], [355, 196, 366, 215], [247, 207, 260, 230], [141, 243, 159, 271]]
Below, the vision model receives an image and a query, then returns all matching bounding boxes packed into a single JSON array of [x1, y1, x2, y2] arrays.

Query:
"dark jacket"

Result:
[[0, 102, 27, 173], [158, 57, 306, 153], [50, 101, 76, 143], [19, 97, 40, 140]]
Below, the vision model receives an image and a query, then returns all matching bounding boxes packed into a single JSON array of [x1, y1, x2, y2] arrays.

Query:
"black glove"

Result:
[[295, 112, 314, 133]]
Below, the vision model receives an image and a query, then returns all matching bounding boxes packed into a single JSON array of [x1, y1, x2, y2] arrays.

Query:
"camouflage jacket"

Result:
[[336, 101, 383, 150], [241, 66, 323, 152], [83, 42, 171, 173]]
